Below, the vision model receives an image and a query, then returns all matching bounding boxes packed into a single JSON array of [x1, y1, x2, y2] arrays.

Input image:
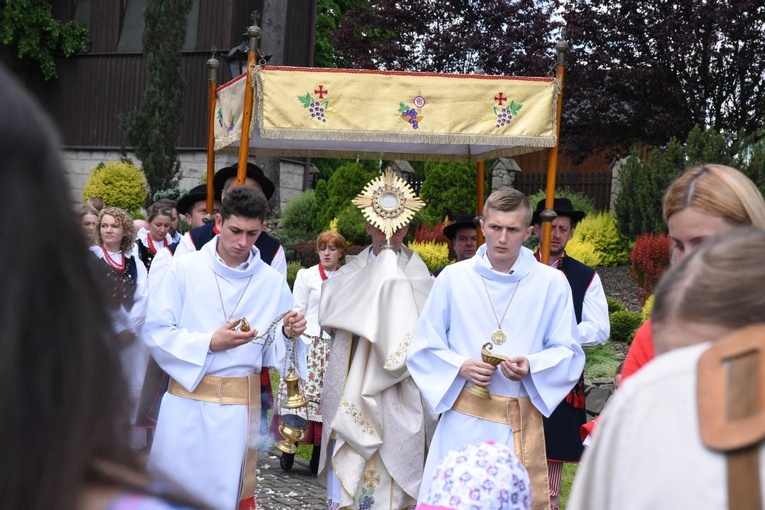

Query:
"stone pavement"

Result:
[[256, 448, 326, 509]]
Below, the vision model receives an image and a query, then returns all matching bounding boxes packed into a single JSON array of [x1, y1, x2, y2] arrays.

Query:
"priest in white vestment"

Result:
[[407, 188, 584, 510], [144, 186, 307, 510], [318, 170, 438, 510]]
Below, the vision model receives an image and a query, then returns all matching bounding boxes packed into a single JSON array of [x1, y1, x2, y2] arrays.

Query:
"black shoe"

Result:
[[310, 445, 321, 475], [280, 452, 294, 471]]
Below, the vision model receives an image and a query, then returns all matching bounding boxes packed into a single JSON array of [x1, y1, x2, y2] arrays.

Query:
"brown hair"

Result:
[[663, 164, 765, 227], [483, 187, 532, 226], [145, 201, 175, 223], [317, 231, 347, 262], [96, 207, 136, 252], [653, 227, 765, 334]]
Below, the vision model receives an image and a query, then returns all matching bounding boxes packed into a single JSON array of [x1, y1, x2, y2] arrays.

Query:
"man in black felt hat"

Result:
[[433, 214, 479, 277], [176, 184, 222, 231], [532, 197, 610, 510], [173, 162, 284, 274]]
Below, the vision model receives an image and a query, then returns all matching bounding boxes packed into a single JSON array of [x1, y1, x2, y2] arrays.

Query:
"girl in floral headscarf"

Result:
[[417, 441, 531, 510]]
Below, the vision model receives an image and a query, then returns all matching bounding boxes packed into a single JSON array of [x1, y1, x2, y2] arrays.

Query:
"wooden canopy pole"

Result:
[[476, 161, 485, 246], [236, 23, 261, 186], [205, 55, 219, 216], [539, 40, 568, 265]]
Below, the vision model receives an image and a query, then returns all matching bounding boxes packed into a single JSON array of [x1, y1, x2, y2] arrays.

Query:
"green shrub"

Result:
[[287, 261, 302, 291], [335, 204, 368, 246], [641, 295, 654, 321], [152, 186, 183, 203], [610, 310, 643, 343], [573, 212, 629, 267], [584, 342, 621, 379], [606, 296, 627, 314], [419, 161, 477, 222], [312, 179, 330, 233], [409, 241, 450, 272], [564, 237, 601, 267], [613, 125, 765, 240], [281, 190, 316, 244], [313, 163, 376, 232], [82, 161, 147, 214]]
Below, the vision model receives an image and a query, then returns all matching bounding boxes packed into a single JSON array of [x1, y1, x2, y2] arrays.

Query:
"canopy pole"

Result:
[[539, 39, 568, 265], [476, 161, 485, 246], [236, 23, 262, 186], [205, 55, 219, 216]]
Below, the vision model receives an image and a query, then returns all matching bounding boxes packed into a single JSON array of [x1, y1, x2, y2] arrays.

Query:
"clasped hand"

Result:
[[459, 356, 530, 385]]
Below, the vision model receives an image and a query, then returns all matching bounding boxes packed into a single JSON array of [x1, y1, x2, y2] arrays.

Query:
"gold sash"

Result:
[[452, 388, 550, 510], [168, 375, 261, 508]]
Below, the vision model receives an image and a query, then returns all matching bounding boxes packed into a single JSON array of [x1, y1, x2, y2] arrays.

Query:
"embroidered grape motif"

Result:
[[403, 108, 419, 130], [309, 101, 326, 123], [496, 108, 513, 128], [494, 100, 522, 129]]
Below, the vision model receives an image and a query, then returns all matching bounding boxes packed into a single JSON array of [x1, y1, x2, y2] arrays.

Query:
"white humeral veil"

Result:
[[318, 246, 436, 509]]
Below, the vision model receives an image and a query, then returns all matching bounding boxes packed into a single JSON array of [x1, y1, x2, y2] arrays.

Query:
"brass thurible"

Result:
[[276, 366, 310, 454]]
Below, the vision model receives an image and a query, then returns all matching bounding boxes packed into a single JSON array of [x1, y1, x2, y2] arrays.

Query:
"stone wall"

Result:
[[584, 376, 617, 422], [62, 149, 306, 213]]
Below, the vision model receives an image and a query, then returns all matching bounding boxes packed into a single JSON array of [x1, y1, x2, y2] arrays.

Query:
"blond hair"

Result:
[[663, 164, 765, 227], [653, 227, 765, 333], [96, 207, 136, 252], [483, 187, 532, 226]]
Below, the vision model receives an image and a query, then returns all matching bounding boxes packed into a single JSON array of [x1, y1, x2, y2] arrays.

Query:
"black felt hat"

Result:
[[532, 198, 586, 225], [443, 214, 478, 240], [176, 184, 209, 216], [212, 162, 275, 200]]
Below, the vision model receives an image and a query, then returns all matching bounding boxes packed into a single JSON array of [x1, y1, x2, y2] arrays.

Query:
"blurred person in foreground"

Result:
[[416, 441, 532, 510], [622, 164, 765, 382], [0, 64, 198, 509], [569, 227, 765, 509]]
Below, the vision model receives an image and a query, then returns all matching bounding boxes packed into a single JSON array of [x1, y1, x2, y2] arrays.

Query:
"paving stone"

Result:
[[256, 450, 326, 509]]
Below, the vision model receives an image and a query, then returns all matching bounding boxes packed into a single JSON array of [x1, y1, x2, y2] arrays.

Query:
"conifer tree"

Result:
[[122, 0, 192, 201]]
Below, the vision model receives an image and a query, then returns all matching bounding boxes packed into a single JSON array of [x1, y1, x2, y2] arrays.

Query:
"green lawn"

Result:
[[560, 462, 578, 509]]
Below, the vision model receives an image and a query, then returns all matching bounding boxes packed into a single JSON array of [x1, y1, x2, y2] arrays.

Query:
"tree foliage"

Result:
[[0, 0, 89, 80], [563, 0, 765, 162], [614, 125, 765, 239], [314, 0, 352, 68], [331, 0, 559, 76], [121, 0, 192, 202]]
